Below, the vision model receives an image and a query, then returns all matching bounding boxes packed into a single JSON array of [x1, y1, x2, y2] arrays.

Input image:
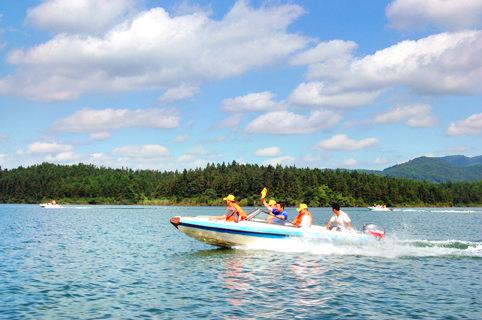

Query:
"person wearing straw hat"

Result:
[[211, 194, 247, 222], [293, 203, 312, 228]]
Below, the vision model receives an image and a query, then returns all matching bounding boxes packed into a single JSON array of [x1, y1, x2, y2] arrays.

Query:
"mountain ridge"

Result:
[[378, 155, 482, 183]]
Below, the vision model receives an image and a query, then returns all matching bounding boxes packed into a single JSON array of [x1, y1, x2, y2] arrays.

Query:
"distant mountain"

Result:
[[381, 155, 482, 183]]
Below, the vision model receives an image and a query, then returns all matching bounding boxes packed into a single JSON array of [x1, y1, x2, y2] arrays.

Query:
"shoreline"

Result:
[[2, 202, 481, 208]]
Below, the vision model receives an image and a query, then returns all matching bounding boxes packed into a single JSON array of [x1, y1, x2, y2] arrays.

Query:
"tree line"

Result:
[[0, 162, 480, 206]]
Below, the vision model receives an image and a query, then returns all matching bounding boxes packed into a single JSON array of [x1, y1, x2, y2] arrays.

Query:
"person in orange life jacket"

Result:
[[224, 194, 247, 222], [293, 203, 312, 228], [326, 203, 352, 231], [262, 198, 288, 224]]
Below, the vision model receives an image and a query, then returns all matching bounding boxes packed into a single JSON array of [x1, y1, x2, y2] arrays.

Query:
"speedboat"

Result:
[[40, 203, 63, 209], [170, 209, 385, 248], [368, 205, 392, 212]]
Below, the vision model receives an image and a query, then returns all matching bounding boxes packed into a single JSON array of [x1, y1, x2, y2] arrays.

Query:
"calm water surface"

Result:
[[0, 205, 480, 319]]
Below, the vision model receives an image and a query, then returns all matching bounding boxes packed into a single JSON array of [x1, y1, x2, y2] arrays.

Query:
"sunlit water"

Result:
[[0, 205, 480, 319]]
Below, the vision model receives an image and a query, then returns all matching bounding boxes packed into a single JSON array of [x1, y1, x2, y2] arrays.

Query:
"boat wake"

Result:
[[236, 238, 482, 259], [393, 208, 479, 213]]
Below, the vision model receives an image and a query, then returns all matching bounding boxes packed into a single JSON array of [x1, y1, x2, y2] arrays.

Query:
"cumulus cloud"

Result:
[[26, 0, 134, 34], [113, 144, 169, 157], [246, 110, 340, 134], [25, 142, 73, 154], [291, 40, 357, 66], [386, 0, 482, 31], [222, 91, 285, 112], [255, 146, 281, 157], [3, 1, 307, 101], [374, 157, 389, 165], [300, 31, 482, 96], [344, 158, 357, 167], [175, 134, 189, 142], [289, 82, 379, 108], [45, 151, 78, 161], [318, 134, 378, 150], [375, 104, 436, 127], [89, 131, 112, 140], [446, 113, 482, 135], [263, 155, 295, 166], [53, 108, 179, 132], [158, 85, 199, 104]]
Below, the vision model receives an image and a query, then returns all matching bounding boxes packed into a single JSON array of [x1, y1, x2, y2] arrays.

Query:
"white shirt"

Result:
[[299, 215, 312, 228], [329, 210, 351, 230]]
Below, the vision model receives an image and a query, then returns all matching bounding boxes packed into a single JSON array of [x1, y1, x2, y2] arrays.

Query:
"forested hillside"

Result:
[[0, 162, 480, 206], [382, 155, 482, 182]]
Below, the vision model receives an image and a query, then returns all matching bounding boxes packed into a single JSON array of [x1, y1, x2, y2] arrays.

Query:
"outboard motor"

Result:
[[362, 224, 385, 240]]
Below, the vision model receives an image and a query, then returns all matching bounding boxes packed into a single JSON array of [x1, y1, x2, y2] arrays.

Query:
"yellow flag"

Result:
[[261, 187, 268, 199]]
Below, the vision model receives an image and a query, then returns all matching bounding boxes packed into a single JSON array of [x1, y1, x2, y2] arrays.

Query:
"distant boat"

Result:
[[368, 205, 392, 212], [40, 201, 63, 209]]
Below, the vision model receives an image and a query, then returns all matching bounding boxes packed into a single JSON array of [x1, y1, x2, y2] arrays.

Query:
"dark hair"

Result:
[[331, 203, 340, 211], [277, 202, 285, 209]]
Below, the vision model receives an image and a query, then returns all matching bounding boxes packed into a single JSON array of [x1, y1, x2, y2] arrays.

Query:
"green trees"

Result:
[[0, 162, 480, 206]]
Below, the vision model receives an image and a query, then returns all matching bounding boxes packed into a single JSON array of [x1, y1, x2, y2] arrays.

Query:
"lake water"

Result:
[[0, 205, 480, 319]]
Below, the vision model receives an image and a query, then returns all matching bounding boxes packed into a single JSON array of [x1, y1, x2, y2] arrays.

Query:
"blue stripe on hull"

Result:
[[179, 222, 291, 239]]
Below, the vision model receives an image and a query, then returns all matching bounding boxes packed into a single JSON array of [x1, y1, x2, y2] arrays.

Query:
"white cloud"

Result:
[[446, 113, 482, 135], [291, 40, 357, 66], [222, 91, 285, 112], [113, 144, 169, 158], [26, 142, 73, 154], [289, 82, 379, 108], [318, 134, 379, 150], [0, 134, 7, 143], [246, 110, 340, 134], [45, 151, 78, 161], [158, 85, 199, 104], [219, 113, 244, 128], [26, 0, 134, 34], [175, 134, 189, 142], [0, 154, 7, 162], [263, 155, 295, 166], [53, 108, 179, 132], [255, 146, 281, 157], [386, 0, 482, 31], [344, 158, 357, 167], [89, 131, 112, 140], [375, 104, 436, 127], [303, 31, 482, 95], [3, 1, 307, 101], [374, 157, 389, 165]]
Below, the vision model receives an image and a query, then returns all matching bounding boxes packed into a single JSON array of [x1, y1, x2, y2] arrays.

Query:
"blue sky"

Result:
[[0, 0, 481, 170]]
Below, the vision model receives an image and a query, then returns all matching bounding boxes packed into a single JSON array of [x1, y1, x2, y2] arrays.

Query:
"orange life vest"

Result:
[[293, 211, 311, 227], [225, 202, 247, 222]]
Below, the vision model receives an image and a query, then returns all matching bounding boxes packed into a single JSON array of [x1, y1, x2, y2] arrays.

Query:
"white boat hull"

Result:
[[40, 203, 63, 208], [171, 216, 377, 248]]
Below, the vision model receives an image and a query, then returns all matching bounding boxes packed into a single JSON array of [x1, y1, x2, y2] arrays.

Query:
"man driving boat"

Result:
[[326, 203, 352, 231]]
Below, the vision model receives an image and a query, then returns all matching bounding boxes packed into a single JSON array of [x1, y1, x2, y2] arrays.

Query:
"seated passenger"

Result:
[[293, 203, 312, 228], [326, 203, 352, 231], [211, 194, 247, 222]]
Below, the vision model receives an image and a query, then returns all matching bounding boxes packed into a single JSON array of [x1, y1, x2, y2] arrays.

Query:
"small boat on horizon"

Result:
[[368, 205, 393, 212], [170, 209, 385, 248], [40, 200, 63, 209]]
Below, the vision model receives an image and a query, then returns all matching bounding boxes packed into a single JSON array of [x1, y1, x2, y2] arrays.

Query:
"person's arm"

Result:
[[326, 215, 334, 230], [261, 198, 272, 211]]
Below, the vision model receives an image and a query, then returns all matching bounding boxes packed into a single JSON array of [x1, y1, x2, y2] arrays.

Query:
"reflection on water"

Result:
[[0, 205, 481, 319]]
